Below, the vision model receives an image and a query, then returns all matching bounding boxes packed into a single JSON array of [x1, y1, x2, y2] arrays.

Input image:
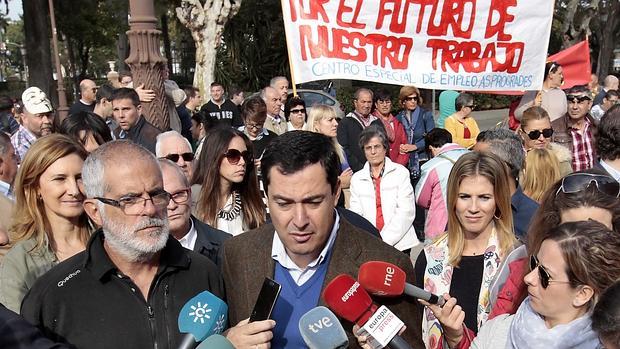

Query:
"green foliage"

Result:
[[215, 0, 290, 91]]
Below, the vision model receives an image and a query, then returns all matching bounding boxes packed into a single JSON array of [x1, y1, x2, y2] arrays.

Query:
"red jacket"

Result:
[[372, 113, 409, 166]]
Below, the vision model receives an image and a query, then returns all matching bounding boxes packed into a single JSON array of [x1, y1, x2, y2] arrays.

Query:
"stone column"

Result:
[[126, 0, 168, 130]]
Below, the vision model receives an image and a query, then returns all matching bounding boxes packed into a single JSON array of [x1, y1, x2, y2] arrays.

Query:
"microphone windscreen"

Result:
[[322, 274, 373, 324], [178, 290, 229, 342], [196, 334, 235, 349], [299, 306, 349, 349], [358, 261, 407, 296]]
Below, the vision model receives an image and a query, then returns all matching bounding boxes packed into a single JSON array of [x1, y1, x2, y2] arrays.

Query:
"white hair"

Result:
[[155, 131, 192, 157], [82, 140, 158, 198]]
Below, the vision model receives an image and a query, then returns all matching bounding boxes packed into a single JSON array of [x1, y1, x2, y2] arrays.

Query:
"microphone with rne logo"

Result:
[[298, 306, 349, 349], [323, 274, 412, 349], [177, 290, 228, 349], [358, 261, 445, 306], [195, 334, 234, 349]]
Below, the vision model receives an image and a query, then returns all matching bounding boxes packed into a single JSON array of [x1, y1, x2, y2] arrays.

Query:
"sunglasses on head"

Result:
[[404, 96, 418, 102], [522, 127, 554, 140], [556, 173, 620, 197], [224, 149, 252, 165], [566, 95, 591, 103], [162, 152, 194, 162], [530, 255, 571, 289]]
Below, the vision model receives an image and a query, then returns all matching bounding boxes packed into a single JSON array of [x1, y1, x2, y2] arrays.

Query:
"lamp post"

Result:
[[20, 45, 27, 85], [126, 0, 169, 130], [48, 0, 69, 121]]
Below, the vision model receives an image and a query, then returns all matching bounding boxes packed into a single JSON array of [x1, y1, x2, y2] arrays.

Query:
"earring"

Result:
[[494, 211, 501, 220]]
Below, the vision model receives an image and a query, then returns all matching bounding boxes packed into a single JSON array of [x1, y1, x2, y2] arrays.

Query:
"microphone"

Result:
[[358, 261, 446, 306], [298, 306, 349, 349], [195, 334, 234, 349], [177, 290, 229, 349], [323, 274, 412, 349]]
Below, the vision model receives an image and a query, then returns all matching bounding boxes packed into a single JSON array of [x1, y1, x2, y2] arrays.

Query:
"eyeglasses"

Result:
[[556, 173, 620, 197], [566, 95, 592, 104], [95, 190, 171, 215], [377, 99, 392, 105], [161, 152, 194, 163], [404, 96, 418, 102], [245, 123, 263, 130], [223, 149, 252, 165], [290, 108, 306, 114], [530, 255, 572, 289], [169, 189, 190, 204], [522, 127, 554, 140], [465, 104, 476, 109]]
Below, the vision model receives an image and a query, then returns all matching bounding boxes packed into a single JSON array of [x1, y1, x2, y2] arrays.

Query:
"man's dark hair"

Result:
[[59, 111, 113, 147], [605, 89, 619, 101], [373, 89, 391, 102], [96, 84, 115, 104], [425, 128, 453, 152], [109, 87, 140, 107], [596, 104, 620, 161], [261, 131, 340, 195], [229, 85, 243, 98], [210, 82, 224, 89], [183, 86, 199, 102], [192, 111, 217, 132], [566, 84, 591, 96], [118, 71, 132, 82], [455, 93, 474, 111]]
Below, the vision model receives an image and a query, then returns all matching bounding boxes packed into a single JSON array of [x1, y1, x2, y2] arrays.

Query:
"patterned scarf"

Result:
[[508, 298, 600, 349], [421, 230, 502, 349], [398, 108, 421, 176], [372, 111, 395, 142]]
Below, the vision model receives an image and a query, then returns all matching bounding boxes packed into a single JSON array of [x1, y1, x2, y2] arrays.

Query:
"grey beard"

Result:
[[101, 216, 170, 263]]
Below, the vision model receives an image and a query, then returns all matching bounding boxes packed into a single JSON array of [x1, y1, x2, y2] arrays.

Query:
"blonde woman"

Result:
[[518, 106, 572, 176], [0, 134, 91, 313], [522, 148, 562, 202], [414, 151, 516, 348], [306, 105, 353, 191]]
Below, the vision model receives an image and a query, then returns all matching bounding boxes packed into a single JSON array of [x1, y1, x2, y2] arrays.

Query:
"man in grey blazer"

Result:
[[222, 131, 424, 348]]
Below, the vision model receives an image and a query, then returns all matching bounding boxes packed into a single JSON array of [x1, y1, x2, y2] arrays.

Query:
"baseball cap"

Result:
[[22, 87, 53, 114]]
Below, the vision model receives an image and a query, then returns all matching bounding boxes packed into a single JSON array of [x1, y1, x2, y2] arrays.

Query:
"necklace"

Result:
[[217, 191, 242, 221]]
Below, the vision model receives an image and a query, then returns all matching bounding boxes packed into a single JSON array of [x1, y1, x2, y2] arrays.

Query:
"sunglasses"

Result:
[[162, 152, 194, 162], [290, 108, 306, 114], [566, 95, 591, 104], [530, 255, 572, 289], [556, 173, 620, 197], [404, 96, 418, 102], [224, 149, 252, 165], [522, 127, 554, 140]]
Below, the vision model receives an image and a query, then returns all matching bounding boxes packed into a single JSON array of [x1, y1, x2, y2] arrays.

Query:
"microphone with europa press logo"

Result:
[[177, 290, 228, 349], [358, 261, 445, 306], [195, 334, 234, 349], [322, 274, 412, 349], [298, 306, 349, 349]]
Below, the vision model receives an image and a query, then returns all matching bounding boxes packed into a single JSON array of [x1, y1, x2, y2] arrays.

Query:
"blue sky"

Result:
[[5, 0, 22, 21]]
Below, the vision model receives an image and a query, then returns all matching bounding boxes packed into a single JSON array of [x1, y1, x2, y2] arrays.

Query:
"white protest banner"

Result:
[[281, 0, 554, 91]]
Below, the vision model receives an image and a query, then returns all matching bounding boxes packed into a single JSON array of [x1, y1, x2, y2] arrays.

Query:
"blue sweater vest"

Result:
[[270, 255, 331, 348]]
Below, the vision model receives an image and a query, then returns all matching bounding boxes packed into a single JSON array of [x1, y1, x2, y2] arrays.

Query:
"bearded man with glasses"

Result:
[[20, 140, 224, 349], [551, 84, 598, 171]]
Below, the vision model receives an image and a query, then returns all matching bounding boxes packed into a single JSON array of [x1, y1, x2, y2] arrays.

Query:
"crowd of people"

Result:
[[0, 67, 618, 349]]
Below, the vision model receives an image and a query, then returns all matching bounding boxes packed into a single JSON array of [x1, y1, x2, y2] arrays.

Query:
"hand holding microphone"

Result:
[[323, 274, 412, 349], [298, 306, 349, 349], [358, 261, 445, 306]]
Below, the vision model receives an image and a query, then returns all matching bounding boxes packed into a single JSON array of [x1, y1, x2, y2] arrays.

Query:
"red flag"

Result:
[[548, 39, 591, 89], [479, 40, 592, 96]]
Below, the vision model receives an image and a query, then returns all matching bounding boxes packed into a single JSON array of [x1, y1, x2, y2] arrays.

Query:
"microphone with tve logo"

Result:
[[323, 274, 412, 349], [195, 334, 234, 349], [177, 290, 228, 349], [358, 261, 445, 306], [298, 306, 349, 349]]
